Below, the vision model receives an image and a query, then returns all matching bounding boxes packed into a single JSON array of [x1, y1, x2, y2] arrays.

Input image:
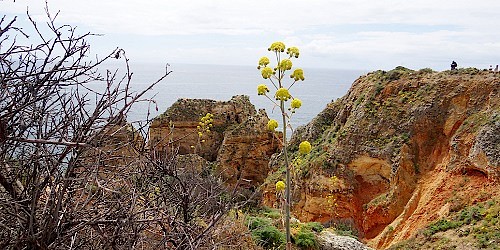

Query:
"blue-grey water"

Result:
[[92, 62, 365, 130]]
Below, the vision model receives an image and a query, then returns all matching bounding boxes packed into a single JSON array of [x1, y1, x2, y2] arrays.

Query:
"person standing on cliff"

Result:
[[495, 65, 499, 73], [451, 61, 457, 70]]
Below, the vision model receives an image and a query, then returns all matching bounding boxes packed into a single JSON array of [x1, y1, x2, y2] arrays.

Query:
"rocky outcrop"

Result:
[[217, 109, 281, 188], [150, 95, 257, 161], [318, 230, 373, 250], [149, 95, 280, 187], [262, 67, 500, 248]]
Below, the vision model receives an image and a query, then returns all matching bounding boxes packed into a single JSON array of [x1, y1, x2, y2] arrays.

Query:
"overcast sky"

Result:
[[2, 0, 500, 70]]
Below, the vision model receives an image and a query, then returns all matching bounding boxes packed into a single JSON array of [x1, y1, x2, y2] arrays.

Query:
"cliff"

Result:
[[145, 68, 498, 249], [149, 95, 281, 188], [262, 67, 499, 249]]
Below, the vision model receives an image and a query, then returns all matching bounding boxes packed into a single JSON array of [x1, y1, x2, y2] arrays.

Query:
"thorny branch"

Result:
[[0, 6, 254, 250]]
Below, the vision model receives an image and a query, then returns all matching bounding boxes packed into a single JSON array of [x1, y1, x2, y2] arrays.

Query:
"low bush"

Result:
[[246, 216, 285, 249], [334, 220, 359, 239], [293, 227, 317, 249], [424, 219, 462, 237], [304, 222, 324, 233]]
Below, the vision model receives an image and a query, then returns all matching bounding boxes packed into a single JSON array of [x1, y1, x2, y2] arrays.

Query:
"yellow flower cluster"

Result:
[[275, 180, 286, 192], [257, 84, 270, 95], [258, 56, 270, 69], [268, 41, 286, 52], [197, 113, 214, 138], [275, 88, 291, 101], [331, 175, 338, 185], [278, 59, 293, 71], [290, 98, 302, 109], [287, 47, 300, 58], [298, 141, 312, 155], [261, 67, 274, 79], [267, 119, 278, 131], [290, 68, 305, 81]]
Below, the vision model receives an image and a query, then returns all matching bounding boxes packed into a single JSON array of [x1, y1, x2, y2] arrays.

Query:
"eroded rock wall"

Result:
[[149, 95, 280, 187], [263, 67, 500, 248]]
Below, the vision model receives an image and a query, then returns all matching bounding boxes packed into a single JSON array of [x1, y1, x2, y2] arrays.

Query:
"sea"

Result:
[[92, 62, 366, 130]]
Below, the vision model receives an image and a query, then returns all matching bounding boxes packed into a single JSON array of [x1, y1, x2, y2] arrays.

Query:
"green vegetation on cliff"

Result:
[[390, 198, 500, 249], [262, 66, 499, 249]]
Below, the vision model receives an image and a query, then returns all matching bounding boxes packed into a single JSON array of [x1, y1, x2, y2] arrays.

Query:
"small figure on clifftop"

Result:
[[495, 65, 499, 73], [451, 61, 457, 70]]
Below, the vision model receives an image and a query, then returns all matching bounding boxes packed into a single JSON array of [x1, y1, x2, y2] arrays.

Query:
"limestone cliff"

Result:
[[149, 95, 280, 187], [217, 109, 281, 188], [150, 95, 257, 161], [262, 67, 499, 249]]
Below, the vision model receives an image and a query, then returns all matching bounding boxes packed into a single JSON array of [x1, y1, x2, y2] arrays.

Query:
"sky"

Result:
[[2, 0, 500, 71]]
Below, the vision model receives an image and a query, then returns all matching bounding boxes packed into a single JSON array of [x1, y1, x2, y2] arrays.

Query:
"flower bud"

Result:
[[261, 67, 274, 79], [275, 88, 291, 101], [291, 98, 302, 109], [258, 56, 270, 67], [257, 84, 270, 95], [278, 59, 293, 71], [267, 119, 278, 131], [291, 68, 305, 81], [276, 180, 286, 192], [299, 141, 312, 155], [269, 41, 286, 52]]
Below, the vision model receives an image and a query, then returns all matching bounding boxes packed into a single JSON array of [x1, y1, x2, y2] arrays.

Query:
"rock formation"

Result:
[[149, 95, 281, 187], [217, 109, 282, 188], [145, 69, 499, 249], [261, 67, 499, 248], [318, 230, 373, 250]]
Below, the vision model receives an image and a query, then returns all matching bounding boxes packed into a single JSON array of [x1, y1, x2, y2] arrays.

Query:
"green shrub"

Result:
[[424, 219, 462, 237], [246, 216, 285, 249], [458, 205, 483, 224], [334, 221, 359, 239], [304, 222, 324, 232], [262, 207, 282, 219], [293, 228, 317, 249], [247, 216, 272, 230], [374, 82, 384, 95], [418, 68, 434, 74], [252, 225, 285, 249]]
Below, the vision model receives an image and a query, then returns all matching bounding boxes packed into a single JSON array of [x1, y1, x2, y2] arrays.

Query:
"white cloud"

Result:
[[4, 0, 498, 36], [2, 0, 500, 70]]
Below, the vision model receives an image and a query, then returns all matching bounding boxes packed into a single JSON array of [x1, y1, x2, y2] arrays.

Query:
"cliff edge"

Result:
[[262, 67, 499, 249]]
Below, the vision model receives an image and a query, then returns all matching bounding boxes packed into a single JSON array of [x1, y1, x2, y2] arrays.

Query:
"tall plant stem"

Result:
[[281, 99, 291, 249]]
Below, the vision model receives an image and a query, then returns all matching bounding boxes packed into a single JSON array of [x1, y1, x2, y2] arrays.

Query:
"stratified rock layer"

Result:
[[217, 109, 281, 188], [262, 67, 499, 248], [150, 95, 280, 187]]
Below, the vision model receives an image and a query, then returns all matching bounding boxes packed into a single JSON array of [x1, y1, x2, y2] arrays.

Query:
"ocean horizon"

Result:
[[94, 62, 367, 131]]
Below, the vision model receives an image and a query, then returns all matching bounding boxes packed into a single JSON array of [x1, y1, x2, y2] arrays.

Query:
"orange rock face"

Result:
[[217, 110, 281, 188], [149, 95, 281, 187], [149, 95, 257, 161], [264, 67, 500, 248]]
